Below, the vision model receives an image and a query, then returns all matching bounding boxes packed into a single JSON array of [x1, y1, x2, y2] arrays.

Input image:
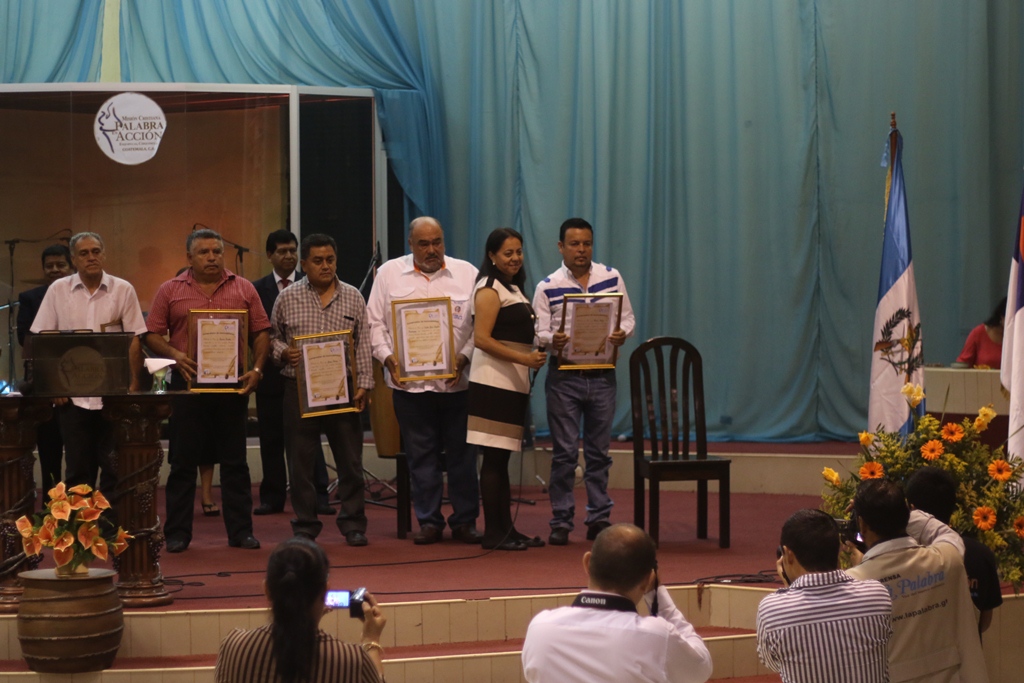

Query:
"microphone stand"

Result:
[[358, 241, 383, 297]]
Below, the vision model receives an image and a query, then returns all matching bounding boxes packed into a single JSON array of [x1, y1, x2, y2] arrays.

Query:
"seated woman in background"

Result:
[[957, 297, 1006, 369], [215, 537, 387, 683]]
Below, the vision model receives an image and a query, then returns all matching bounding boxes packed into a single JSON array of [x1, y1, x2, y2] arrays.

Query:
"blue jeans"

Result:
[[545, 368, 617, 530], [392, 390, 480, 530]]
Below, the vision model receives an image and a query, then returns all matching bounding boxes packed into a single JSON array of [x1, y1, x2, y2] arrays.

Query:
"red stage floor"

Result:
[[30, 485, 819, 610]]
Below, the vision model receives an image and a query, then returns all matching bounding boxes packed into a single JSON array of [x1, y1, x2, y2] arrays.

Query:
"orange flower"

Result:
[[859, 462, 884, 480], [822, 467, 842, 487], [69, 495, 92, 511], [36, 524, 54, 545], [91, 490, 111, 510], [78, 506, 102, 522], [47, 482, 67, 503], [920, 440, 944, 461], [110, 528, 132, 556], [858, 432, 874, 447], [49, 499, 71, 521], [53, 546, 73, 568], [68, 484, 93, 496], [77, 523, 100, 550], [973, 506, 997, 531], [22, 535, 42, 557], [988, 460, 1013, 483], [941, 423, 964, 443], [1014, 517, 1024, 540], [53, 531, 75, 551], [15, 516, 34, 538], [90, 537, 109, 561]]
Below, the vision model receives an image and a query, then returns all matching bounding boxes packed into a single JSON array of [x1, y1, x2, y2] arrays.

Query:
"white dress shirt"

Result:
[[533, 261, 636, 348], [30, 271, 147, 410], [521, 587, 713, 683], [366, 254, 477, 393]]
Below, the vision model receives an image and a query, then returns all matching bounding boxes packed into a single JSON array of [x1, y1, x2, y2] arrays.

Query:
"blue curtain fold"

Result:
[[1, 0, 104, 82], [118, 0, 449, 223]]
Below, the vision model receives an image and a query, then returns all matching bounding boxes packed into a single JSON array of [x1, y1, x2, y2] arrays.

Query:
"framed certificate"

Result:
[[294, 330, 358, 417], [558, 293, 624, 370], [187, 309, 249, 392], [390, 297, 456, 382]]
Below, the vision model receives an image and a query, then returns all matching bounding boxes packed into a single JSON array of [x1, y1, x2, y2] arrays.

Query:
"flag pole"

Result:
[[885, 112, 898, 211]]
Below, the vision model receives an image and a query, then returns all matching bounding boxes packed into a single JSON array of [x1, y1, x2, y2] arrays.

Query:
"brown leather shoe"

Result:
[[413, 525, 443, 545], [451, 525, 483, 544]]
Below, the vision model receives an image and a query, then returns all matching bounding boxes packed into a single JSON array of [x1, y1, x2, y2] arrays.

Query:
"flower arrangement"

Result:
[[821, 384, 1024, 590], [15, 483, 132, 575]]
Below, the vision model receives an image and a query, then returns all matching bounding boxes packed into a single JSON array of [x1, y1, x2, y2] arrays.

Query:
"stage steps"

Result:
[[0, 585, 776, 682]]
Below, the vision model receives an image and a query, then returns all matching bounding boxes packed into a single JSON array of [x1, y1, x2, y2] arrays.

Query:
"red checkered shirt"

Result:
[[146, 268, 271, 352]]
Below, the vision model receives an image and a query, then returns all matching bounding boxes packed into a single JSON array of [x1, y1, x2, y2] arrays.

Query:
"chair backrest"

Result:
[[629, 336, 708, 462]]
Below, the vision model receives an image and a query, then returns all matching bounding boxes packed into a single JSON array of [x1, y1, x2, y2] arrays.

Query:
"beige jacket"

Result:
[[847, 511, 988, 683]]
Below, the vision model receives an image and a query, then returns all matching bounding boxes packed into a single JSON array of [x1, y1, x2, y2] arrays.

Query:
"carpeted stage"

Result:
[[66, 486, 821, 611]]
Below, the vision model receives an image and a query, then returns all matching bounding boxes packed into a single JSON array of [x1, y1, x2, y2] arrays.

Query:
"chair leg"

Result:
[[697, 479, 708, 539], [650, 476, 660, 547], [719, 470, 730, 549], [634, 463, 645, 530], [397, 454, 411, 539]]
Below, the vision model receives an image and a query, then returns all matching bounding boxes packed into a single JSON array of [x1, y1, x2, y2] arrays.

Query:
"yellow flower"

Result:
[[920, 440, 944, 461], [900, 382, 925, 408], [858, 432, 874, 447], [822, 467, 842, 487], [973, 506, 997, 531], [859, 462, 884, 480], [978, 405, 997, 424], [941, 423, 964, 443], [988, 460, 1013, 483], [974, 416, 988, 433]]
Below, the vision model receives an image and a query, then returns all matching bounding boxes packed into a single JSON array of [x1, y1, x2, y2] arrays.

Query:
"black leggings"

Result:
[[479, 446, 514, 546]]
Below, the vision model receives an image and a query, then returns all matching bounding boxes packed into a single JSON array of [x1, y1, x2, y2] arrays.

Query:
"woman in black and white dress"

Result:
[[467, 228, 547, 550]]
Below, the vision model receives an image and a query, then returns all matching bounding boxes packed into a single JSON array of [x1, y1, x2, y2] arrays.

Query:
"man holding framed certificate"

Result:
[[367, 217, 482, 545], [145, 229, 270, 553], [270, 233, 374, 546], [533, 218, 636, 546]]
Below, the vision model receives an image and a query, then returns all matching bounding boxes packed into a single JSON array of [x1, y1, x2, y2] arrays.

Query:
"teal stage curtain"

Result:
[[1, 0, 103, 81], [3, 0, 1023, 440]]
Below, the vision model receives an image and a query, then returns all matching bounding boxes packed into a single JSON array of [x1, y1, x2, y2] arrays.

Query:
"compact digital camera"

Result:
[[325, 587, 368, 619]]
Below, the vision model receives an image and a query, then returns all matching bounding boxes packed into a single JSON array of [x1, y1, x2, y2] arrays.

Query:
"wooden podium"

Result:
[[923, 367, 1009, 449]]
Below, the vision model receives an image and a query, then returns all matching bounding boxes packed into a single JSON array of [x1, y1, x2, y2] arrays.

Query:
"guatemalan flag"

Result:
[[1000, 187, 1024, 460], [867, 127, 924, 435]]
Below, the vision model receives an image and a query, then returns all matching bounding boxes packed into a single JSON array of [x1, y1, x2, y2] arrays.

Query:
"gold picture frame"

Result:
[[390, 297, 456, 382], [187, 309, 249, 392], [558, 293, 624, 370], [294, 329, 358, 417]]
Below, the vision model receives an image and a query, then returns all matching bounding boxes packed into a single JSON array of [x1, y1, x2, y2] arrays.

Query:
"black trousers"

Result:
[[57, 404, 116, 495], [36, 415, 64, 499], [255, 388, 332, 510], [282, 378, 366, 538], [164, 376, 254, 544]]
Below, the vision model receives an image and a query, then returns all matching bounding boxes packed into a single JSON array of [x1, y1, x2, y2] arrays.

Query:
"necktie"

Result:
[[281, 278, 291, 290]]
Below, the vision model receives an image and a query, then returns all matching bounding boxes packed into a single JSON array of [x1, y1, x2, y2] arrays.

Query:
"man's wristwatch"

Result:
[[253, 366, 263, 377]]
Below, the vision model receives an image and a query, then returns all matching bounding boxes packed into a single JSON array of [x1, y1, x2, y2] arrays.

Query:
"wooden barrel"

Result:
[[17, 568, 124, 673]]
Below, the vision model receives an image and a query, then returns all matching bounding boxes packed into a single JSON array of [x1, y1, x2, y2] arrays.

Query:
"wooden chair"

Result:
[[629, 337, 730, 547]]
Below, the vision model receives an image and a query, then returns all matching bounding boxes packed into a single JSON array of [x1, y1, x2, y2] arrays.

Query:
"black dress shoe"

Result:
[[413, 525, 443, 545], [482, 539, 528, 551], [345, 531, 368, 547], [316, 503, 337, 516], [253, 504, 282, 516], [165, 537, 189, 553], [586, 521, 611, 540], [229, 534, 261, 550], [451, 525, 483, 544], [548, 527, 570, 546]]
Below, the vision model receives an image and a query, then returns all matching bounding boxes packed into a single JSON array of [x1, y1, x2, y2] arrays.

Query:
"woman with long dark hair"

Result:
[[956, 297, 1006, 368], [215, 537, 387, 682], [466, 228, 547, 550]]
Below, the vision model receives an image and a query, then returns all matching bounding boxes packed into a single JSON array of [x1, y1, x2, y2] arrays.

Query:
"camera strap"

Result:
[[571, 592, 637, 614]]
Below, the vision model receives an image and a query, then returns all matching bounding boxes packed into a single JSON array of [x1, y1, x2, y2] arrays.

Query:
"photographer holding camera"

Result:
[[215, 537, 387, 683], [756, 509, 892, 683]]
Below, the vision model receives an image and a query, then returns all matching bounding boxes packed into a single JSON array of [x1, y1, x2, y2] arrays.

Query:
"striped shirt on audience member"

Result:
[[756, 569, 892, 683]]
